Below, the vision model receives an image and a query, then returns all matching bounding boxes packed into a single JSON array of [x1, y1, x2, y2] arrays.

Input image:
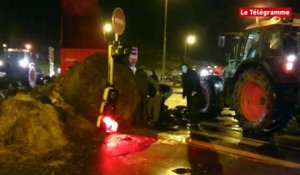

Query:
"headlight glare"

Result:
[[287, 54, 297, 62], [19, 58, 29, 68], [200, 69, 209, 77]]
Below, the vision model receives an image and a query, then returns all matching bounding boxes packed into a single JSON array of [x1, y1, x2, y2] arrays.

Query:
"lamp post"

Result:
[[162, 0, 168, 82], [184, 35, 196, 62]]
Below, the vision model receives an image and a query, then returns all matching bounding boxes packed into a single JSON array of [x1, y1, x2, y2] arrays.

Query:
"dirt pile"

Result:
[[0, 53, 141, 173], [0, 93, 67, 161], [61, 53, 140, 128]]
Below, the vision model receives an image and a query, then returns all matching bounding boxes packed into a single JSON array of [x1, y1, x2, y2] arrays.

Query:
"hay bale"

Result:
[[61, 53, 140, 128], [0, 93, 67, 159]]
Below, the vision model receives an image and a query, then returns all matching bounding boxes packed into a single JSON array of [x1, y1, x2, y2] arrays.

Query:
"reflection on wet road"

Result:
[[190, 111, 300, 170], [94, 86, 300, 175]]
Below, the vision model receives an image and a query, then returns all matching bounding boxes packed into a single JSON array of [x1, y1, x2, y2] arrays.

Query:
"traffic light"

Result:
[[111, 41, 131, 63], [97, 114, 119, 133], [97, 87, 119, 133]]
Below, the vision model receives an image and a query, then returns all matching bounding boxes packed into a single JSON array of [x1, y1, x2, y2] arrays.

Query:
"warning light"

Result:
[[103, 116, 118, 133], [97, 115, 118, 133]]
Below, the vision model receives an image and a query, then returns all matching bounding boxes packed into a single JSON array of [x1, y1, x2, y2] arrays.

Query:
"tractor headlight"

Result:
[[287, 54, 297, 62], [19, 57, 29, 68], [0, 60, 3, 66]]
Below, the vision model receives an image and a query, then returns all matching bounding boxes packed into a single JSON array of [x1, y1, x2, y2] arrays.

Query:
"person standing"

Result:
[[147, 75, 161, 126], [180, 63, 203, 127]]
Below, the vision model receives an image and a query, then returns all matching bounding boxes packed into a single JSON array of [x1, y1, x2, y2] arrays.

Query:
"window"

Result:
[[283, 27, 300, 54], [263, 28, 281, 57], [243, 31, 260, 59]]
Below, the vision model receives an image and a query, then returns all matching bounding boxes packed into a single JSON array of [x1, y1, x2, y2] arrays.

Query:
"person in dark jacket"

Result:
[[180, 63, 203, 126]]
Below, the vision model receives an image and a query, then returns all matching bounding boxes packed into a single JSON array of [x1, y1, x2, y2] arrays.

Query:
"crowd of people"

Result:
[[134, 66, 173, 127]]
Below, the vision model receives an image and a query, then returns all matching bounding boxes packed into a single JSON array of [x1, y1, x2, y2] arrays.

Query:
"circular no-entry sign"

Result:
[[112, 8, 126, 35]]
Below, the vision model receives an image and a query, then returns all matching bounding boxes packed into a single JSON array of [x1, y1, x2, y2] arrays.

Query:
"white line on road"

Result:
[[196, 130, 263, 147], [190, 139, 300, 170]]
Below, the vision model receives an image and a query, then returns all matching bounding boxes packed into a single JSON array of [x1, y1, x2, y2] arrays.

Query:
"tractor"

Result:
[[0, 48, 38, 89], [199, 16, 300, 135]]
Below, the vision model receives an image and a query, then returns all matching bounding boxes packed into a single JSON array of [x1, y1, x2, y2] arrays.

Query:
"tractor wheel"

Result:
[[233, 69, 292, 135], [200, 80, 221, 119], [200, 76, 223, 119], [22, 66, 37, 89]]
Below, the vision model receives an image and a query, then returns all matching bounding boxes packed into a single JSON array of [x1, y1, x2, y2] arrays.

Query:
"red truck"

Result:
[[60, 0, 108, 74]]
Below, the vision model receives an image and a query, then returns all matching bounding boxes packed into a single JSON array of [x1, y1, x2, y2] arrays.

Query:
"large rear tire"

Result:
[[22, 66, 37, 89], [234, 69, 292, 135]]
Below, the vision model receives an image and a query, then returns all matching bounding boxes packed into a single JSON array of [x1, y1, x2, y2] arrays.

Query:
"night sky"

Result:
[[0, 0, 60, 51], [99, 0, 300, 65], [0, 0, 299, 65]]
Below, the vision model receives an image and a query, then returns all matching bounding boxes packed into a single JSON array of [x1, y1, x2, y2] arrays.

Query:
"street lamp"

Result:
[[162, 0, 168, 83], [184, 35, 196, 61], [25, 43, 32, 51], [103, 23, 112, 33], [103, 22, 113, 43], [2, 44, 7, 51]]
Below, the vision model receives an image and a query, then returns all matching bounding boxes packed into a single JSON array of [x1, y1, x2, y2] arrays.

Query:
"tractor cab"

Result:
[[220, 16, 300, 81], [218, 32, 241, 78]]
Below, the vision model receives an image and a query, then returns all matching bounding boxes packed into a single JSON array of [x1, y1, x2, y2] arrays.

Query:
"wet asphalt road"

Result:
[[94, 122, 300, 175], [93, 86, 300, 175]]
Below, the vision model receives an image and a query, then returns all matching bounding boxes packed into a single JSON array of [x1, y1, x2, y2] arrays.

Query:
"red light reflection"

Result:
[[96, 133, 156, 174]]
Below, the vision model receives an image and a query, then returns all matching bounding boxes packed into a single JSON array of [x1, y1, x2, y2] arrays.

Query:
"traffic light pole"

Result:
[[97, 7, 125, 132], [107, 33, 119, 86], [108, 44, 114, 86], [97, 33, 120, 132]]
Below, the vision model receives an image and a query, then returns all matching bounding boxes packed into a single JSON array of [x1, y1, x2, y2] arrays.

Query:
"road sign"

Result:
[[112, 8, 126, 35]]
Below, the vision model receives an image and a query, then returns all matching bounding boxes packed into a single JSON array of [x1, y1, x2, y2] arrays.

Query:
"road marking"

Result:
[[200, 121, 241, 131], [196, 130, 263, 147], [196, 123, 300, 151], [190, 139, 300, 170], [277, 134, 300, 142]]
